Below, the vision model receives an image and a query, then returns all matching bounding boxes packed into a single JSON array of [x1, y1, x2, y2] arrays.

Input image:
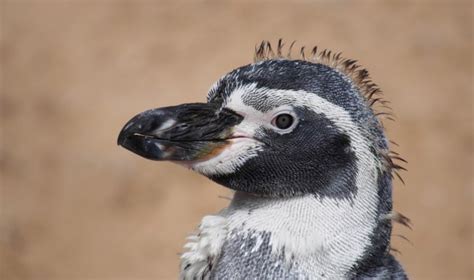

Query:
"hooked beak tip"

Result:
[[117, 121, 134, 146]]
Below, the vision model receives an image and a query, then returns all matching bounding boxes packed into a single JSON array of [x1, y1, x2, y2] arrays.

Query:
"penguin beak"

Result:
[[117, 103, 243, 162]]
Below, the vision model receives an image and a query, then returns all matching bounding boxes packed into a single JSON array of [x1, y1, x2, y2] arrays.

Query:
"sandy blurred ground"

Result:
[[0, 0, 472, 279]]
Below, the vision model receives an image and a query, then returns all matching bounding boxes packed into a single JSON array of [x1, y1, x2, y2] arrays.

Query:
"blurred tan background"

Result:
[[1, 1, 472, 279]]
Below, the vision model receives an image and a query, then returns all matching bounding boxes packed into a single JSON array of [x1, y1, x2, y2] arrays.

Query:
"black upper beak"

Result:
[[117, 103, 243, 161]]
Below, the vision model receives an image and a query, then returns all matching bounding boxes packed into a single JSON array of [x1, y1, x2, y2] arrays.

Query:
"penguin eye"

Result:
[[272, 113, 294, 129]]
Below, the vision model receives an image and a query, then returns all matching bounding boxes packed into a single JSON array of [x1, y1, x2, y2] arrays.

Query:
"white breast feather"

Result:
[[180, 215, 228, 280]]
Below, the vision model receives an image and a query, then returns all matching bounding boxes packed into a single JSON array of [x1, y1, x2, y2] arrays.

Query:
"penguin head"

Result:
[[118, 42, 396, 198]]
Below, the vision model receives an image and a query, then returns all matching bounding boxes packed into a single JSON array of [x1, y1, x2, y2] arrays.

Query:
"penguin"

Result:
[[118, 40, 410, 279]]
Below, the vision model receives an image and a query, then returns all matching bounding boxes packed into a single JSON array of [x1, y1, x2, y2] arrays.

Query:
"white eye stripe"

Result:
[[227, 83, 359, 137], [226, 90, 299, 135]]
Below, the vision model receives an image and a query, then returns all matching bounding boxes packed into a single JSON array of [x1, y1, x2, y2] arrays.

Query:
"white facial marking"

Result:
[[190, 138, 264, 176], [225, 84, 264, 137], [225, 84, 304, 138], [180, 215, 227, 280]]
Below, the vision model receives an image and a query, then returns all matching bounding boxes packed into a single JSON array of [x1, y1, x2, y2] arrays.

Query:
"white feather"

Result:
[[180, 215, 228, 280]]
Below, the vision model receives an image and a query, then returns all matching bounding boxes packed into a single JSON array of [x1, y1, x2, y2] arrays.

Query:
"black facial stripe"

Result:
[[210, 109, 358, 199]]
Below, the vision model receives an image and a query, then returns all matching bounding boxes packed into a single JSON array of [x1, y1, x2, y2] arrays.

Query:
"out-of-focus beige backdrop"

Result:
[[1, 1, 472, 279]]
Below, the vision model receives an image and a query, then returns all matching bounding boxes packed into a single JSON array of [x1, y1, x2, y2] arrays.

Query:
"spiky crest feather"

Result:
[[254, 39, 391, 121]]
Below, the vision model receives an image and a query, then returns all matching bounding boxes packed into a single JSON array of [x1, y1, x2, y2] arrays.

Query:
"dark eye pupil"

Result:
[[275, 114, 293, 129]]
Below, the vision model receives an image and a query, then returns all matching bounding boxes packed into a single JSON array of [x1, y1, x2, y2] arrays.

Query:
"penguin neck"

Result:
[[223, 167, 389, 277]]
